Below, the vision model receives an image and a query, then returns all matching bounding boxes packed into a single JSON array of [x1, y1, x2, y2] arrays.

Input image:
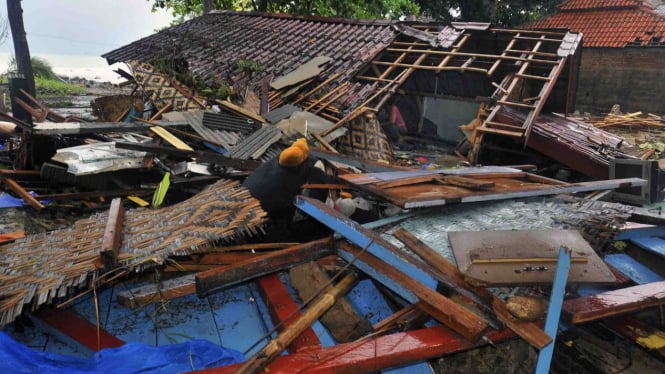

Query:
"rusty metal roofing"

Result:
[[525, 1, 665, 47], [102, 11, 397, 87]]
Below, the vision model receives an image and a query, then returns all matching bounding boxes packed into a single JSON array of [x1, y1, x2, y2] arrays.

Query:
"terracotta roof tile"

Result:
[[559, 0, 640, 11], [524, 7, 665, 47], [103, 11, 397, 86]]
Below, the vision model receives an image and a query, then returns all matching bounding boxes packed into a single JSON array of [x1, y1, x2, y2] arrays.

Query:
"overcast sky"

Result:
[[0, 0, 173, 56]]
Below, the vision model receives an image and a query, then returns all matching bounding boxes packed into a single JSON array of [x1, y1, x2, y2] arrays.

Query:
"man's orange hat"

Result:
[[279, 138, 309, 167]]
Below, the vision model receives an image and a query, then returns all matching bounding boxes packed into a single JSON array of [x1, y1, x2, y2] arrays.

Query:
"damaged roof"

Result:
[[102, 11, 397, 86], [525, 0, 665, 47]]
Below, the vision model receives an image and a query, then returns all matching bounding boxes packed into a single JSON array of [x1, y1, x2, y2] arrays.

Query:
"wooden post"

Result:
[[237, 272, 358, 374], [98, 198, 125, 270], [2, 177, 44, 209], [290, 262, 372, 342]]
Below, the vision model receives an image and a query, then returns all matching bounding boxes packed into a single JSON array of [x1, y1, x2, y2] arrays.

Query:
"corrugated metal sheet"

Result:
[[162, 110, 242, 150], [226, 125, 283, 160], [102, 11, 397, 89], [202, 111, 259, 134], [264, 104, 301, 124]]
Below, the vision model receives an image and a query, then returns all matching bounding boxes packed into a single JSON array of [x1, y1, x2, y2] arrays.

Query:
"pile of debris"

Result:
[[1, 11, 665, 374]]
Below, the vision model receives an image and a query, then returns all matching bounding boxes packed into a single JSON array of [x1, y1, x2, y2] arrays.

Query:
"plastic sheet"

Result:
[[0, 331, 245, 373]]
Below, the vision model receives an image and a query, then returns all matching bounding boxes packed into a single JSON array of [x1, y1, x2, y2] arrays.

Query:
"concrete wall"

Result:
[[576, 48, 665, 115]]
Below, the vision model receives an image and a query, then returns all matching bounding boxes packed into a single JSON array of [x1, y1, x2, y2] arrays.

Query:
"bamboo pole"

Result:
[[237, 272, 358, 374]]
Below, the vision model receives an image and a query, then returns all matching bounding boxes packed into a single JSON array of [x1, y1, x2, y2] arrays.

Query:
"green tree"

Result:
[[416, 0, 562, 26], [149, 0, 561, 26], [149, 0, 419, 21]]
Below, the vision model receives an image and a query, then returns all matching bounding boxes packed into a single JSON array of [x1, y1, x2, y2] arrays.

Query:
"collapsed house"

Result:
[[1, 9, 665, 374]]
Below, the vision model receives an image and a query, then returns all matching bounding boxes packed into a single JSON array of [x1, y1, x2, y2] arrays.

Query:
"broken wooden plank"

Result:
[[311, 132, 338, 154], [179, 252, 265, 265], [150, 126, 194, 151], [35, 308, 125, 353], [603, 316, 665, 358], [202, 242, 301, 252], [0, 231, 25, 244], [203, 323, 515, 373], [604, 253, 664, 285], [295, 196, 438, 290], [440, 175, 495, 189], [256, 274, 322, 353], [196, 239, 333, 296], [338, 242, 488, 342], [372, 303, 426, 332], [215, 99, 266, 124], [298, 197, 492, 341], [237, 272, 357, 374], [2, 178, 45, 209], [290, 262, 372, 343], [535, 246, 571, 373], [117, 274, 196, 308], [392, 228, 552, 349], [374, 174, 439, 189], [340, 169, 647, 209], [563, 280, 665, 324], [98, 198, 124, 270], [150, 103, 172, 121]]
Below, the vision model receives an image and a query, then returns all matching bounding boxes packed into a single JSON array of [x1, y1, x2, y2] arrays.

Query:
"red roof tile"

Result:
[[524, 5, 665, 47], [558, 0, 640, 11]]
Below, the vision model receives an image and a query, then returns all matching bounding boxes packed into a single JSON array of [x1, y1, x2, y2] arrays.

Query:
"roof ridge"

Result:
[[558, 0, 642, 12]]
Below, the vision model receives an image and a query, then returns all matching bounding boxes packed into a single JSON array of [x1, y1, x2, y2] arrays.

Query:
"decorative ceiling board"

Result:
[[0, 179, 267, 327], [448, 229, 616, 286], [339, 171, 646, 209]]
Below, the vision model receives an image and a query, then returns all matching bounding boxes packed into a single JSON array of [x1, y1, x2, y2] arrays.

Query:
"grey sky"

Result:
[[0, 0, 173, 56]]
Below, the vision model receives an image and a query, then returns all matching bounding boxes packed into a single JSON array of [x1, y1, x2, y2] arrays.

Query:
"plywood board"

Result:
[[448, 229, 616, 285], [339, 170, 646, 209]]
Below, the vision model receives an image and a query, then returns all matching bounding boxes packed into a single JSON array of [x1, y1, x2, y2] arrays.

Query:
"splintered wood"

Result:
[[0, 179, 267, 326]]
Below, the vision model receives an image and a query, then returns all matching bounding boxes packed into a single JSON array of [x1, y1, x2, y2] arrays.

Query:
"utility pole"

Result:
[[7, 0, 35, 169], [7, 0, 35, 97]]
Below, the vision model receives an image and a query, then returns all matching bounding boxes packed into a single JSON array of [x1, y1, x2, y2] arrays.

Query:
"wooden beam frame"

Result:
[[196, 238, 334, 296]]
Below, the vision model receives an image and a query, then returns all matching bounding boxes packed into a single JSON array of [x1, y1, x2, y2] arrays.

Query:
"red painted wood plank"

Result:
[[255, 274, 321, 353], [563, 280, 665, 324], [603, 316, 665, 358], [36, 308, 124, 351], [196, 326, 515, 374]]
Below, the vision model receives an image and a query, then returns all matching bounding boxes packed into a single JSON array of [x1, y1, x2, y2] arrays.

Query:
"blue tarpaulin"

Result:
[[0, 332, 245, 373]]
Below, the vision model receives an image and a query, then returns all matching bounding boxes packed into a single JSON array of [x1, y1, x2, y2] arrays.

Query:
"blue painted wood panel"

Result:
[[604, 254, 663, 285], [628, 236, 665, 258], [209, 282, 271, 356]]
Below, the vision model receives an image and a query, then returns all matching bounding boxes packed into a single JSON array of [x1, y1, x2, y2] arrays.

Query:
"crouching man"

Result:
[[243, 138, 330, 241]]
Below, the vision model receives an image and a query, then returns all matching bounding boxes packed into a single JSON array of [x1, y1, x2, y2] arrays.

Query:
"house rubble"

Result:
[[1, 10, 665, 374]]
